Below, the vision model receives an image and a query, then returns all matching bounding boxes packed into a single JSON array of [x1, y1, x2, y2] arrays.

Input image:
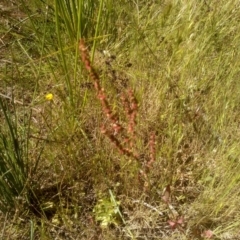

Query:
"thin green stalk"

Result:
[[91, 0, 104, 61], [54, 0, 73, 105]]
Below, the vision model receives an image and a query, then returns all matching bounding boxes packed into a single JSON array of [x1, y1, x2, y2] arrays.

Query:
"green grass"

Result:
[[1, 0, 240, 239]]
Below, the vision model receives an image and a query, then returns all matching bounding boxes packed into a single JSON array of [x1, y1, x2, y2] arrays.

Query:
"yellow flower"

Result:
[[45, 93, 53, 101]]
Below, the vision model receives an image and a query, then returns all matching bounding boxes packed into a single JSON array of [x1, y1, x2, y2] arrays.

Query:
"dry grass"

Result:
[[1, 0, 240, 239]]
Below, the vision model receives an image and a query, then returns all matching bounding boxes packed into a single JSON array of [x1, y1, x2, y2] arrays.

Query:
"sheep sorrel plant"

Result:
[[79, 39, 156, 189]]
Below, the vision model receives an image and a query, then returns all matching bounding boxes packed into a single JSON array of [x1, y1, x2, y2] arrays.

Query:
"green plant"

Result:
[[0, 98, 30, 213], [93, 190, 121, 228], [53, 0, 117, 105], [54, 0, 114, 43]]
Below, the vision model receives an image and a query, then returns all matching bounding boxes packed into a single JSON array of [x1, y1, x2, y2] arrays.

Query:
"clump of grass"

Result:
[[52, 0, 119, 106], [0, 97, 31, 213]]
